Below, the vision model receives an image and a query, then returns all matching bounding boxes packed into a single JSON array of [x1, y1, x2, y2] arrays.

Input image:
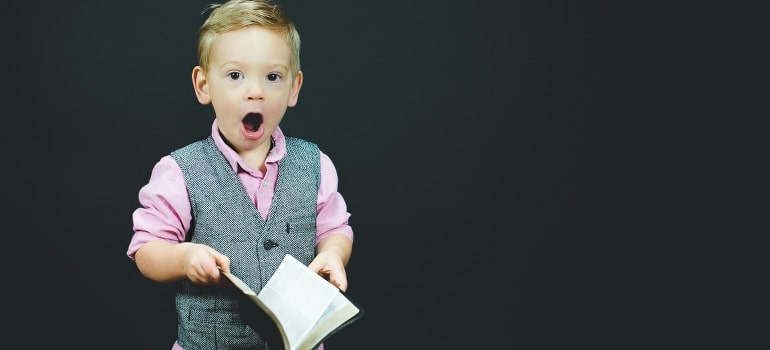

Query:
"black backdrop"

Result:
[[0, 0, 754, 349]]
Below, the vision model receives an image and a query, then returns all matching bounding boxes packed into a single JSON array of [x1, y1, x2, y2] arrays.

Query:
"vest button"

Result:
[[263, 240, 278, 250]]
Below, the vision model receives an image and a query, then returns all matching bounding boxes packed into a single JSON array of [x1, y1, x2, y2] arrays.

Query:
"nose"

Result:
[[245, 79, 264, 100]]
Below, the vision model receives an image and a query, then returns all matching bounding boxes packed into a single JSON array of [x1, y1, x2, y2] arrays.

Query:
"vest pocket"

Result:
[[180, 317, 265, 349], [278, 217, 315, 265], [284, 219, 314, 235]]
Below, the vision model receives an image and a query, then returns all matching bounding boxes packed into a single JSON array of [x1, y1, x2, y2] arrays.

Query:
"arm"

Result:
[[135, 240, 231, 284], [308, 152, 355, 292], [128, 156, 231, 285]]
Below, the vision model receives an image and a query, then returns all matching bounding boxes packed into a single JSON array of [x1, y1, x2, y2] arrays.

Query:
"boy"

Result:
[[126, 1, 354, 349]]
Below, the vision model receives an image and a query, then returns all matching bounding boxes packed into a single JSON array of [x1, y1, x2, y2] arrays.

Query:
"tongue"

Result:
[[242, 113, 264, 140]]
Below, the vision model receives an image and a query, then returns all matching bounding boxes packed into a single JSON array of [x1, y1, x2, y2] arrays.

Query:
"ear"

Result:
[[192, 66, 211, 105], [287, 70, 303, 107]]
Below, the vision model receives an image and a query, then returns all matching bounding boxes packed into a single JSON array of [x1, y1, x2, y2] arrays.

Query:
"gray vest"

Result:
[[170, 136, 320, 350]]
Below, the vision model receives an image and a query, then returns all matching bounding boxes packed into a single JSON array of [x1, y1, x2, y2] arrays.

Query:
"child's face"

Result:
[[193, 26, 302, 153]]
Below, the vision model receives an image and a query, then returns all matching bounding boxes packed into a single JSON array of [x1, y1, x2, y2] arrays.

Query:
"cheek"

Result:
[[267, 103, 288, 117], [265, 91, 292, 113], [212, 91, 241, 110], [262, 104, 288, 125]]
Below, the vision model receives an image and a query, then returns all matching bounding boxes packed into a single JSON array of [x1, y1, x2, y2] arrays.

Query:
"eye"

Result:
[[227, 71, 242, 80], [266, 73, 281, 82]]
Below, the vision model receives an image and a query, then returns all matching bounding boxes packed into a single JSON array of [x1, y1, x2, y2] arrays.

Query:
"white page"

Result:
[[258, 255, 339, 349]]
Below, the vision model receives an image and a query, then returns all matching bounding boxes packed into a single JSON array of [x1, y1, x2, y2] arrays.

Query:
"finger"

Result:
[[214, 254, 231, 274], [329, 270, 348, 292], [307, 259, 322, 274]]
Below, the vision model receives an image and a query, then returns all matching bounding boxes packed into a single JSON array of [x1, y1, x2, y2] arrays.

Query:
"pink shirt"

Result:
[[128, 121, 353, 259], [128, 122, 350, 349]]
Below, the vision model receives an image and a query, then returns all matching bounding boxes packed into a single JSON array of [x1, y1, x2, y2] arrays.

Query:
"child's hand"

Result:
[[308, 252, 348, 292], [182, 243, 231, 285]]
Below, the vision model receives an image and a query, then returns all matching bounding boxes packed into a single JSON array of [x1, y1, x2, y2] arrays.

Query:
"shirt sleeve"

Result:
[[316, 151, 354, 244], [126, 155, 192, 260]]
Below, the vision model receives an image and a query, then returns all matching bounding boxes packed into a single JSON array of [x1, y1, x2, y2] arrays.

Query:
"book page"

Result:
[[299, 292, 361, 350], [258, 255, 340, 349], [222, 255, 361, 350], [221, 270, 257, 296]]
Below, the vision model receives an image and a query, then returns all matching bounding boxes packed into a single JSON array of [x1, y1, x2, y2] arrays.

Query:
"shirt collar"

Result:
[[210, 120, 287, 173]]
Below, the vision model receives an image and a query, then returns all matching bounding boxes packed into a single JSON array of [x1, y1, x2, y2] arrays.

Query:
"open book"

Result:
[[221, 254, 363, 350]]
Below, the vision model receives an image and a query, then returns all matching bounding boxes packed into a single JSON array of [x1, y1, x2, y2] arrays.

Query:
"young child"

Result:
[[126, 1, 354, 349]]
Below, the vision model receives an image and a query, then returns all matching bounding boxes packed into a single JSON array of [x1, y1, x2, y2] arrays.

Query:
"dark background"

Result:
[[1, 0, 758, 349]]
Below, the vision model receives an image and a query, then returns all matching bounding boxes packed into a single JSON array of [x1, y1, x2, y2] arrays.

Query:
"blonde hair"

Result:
[[197, 0, 301, 75]]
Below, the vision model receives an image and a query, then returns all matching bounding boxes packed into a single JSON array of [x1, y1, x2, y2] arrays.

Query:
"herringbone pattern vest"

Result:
[[170, 136, 319, 349]]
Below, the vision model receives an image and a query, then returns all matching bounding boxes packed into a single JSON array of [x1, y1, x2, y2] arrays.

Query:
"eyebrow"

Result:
[[217, 61, 289, 71]]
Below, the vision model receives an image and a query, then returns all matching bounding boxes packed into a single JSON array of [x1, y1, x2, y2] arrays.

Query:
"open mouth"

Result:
[[243, 112, 263, 132]]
